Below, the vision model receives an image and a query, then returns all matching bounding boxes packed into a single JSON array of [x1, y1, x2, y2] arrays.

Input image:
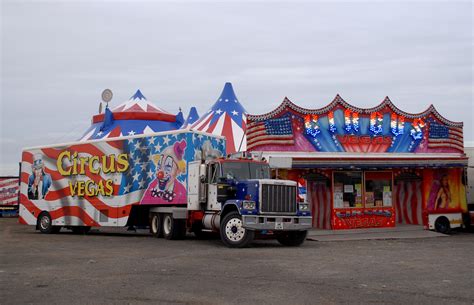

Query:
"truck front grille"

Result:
[[260, 184, 297, 214]]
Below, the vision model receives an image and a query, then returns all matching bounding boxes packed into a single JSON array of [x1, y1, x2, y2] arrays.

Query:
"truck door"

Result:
[[207, 162, 220, 210]]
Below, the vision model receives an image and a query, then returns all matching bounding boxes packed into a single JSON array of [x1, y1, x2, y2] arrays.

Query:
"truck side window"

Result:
[[208, 163, 219, 184]]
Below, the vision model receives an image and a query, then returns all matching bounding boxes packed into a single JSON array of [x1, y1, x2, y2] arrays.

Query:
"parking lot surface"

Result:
[[1, 218, 474, 305]]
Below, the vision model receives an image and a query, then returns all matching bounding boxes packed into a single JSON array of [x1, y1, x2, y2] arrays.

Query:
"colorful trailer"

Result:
[[0, 176, 19, 217], [19, 130, 311, 247]]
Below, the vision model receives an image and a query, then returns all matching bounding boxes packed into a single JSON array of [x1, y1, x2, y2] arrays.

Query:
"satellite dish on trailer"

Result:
[[101, 89, 113, 107]]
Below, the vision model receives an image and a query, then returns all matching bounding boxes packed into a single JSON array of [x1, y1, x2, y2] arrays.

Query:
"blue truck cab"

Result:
[[191, 156, 312, 247]]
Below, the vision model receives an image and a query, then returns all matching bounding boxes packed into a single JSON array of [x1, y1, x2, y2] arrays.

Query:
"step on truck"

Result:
[[19, 130, 312, 247]]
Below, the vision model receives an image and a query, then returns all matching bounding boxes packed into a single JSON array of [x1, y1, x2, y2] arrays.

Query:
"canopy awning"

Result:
[[260, 152, 468, 169]]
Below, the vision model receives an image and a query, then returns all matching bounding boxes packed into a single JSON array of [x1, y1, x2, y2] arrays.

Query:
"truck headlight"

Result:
[[299, 202, 310, 211], [242, 200, 256, 210]]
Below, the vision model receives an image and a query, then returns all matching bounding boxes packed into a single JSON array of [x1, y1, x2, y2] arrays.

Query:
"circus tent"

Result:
[[180, 106, 200, 129], [79, 90, 183, 141], [191, 83, 247, 154]]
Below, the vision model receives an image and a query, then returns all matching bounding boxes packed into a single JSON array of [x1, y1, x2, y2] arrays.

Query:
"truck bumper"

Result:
[[242, 215, 312, 231]]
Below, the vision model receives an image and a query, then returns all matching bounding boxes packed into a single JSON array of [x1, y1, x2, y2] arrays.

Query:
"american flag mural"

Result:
[[247, 115, 295, 151], [427, 120, 464, 152], [19, 131, 225, 227], [79, 90, 182, 141], [0, 177, 19, 206], [394, 180, 423, 225], [191, 83, 247, 154], [307, 181, 331, 229]]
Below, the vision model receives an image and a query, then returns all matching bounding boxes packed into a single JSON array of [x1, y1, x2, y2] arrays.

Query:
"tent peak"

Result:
[[131, 89, 146, 100]]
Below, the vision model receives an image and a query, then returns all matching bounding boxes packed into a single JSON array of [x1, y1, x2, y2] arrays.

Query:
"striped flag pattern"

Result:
[[394, 180, 422, 225], [427, 121, 464, 151], [0, 177, 19, 206], [307, 181, 331, 229], [20, 140, 142, 227], [247, 116, 295, 150]]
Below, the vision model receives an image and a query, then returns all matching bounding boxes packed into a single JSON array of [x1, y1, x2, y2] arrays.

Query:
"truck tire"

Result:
[[71, 226, 91, 234], [150, 213, 163, 238], [162, 213, 186, 240], [38, 212, 61, 234], [220, 211, 254, 248], [277, 231, 308, 247], [435, 217, 451, 234]]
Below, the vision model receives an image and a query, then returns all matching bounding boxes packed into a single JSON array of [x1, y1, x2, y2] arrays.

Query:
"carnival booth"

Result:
[[191, 82, 247, 154], [79, 89, 184, 141], [246, 95, 468, 230]]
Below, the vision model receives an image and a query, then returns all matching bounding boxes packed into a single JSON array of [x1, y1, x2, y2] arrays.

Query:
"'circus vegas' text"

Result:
[[56, 151, 129, 197]]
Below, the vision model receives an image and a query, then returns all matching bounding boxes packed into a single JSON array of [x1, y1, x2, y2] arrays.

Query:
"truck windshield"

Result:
[[221, 162, 270, 180]]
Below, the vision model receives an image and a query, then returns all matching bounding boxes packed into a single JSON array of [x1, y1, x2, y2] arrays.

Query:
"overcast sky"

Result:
[[1, 0, 473, 175]]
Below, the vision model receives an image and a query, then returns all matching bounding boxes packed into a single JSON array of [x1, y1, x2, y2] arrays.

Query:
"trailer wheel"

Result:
[[162, 214, 186, 240], [150, 213, 163, 238], [220, 211, 254, 248], [435, 217, 451, 234], [38, 212, 60, 234], [276, 231, 308, 247]]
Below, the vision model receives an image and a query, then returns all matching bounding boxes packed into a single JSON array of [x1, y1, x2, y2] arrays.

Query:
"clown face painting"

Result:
[[140, 140, 187, 204]]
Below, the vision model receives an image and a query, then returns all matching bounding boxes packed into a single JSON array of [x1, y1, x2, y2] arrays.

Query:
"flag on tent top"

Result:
[[79, 89, 182, 141], [191, 83, 247, 154], [181, 107, 200, 129]]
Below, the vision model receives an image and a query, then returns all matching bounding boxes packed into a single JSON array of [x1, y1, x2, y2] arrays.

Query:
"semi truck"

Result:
[[19, 130, 312, 247]]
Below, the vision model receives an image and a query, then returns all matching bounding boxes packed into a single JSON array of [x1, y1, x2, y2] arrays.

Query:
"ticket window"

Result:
[[364, 171, 393, 207], [333, 172, 363, 208]]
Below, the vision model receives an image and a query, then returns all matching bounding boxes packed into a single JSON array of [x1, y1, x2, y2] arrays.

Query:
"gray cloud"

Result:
[[1, 0, 472, 175]]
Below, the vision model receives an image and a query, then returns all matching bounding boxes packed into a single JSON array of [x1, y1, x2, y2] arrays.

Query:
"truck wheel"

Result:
[[38, 212, 60, 234], [277, 231, 308, 247], [150, 213, 163, 238], [435, 217, 451, 234], [71, 226, 91, 234], [220, 211, 254, 248], [162, 214, 186, 240]]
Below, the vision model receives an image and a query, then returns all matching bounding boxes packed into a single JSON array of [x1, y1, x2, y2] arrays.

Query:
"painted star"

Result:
[[128, 130, 136, 136], [215, 109, 223, 115], [138, 178, 146, 189], [225, 99, 229, 102], [163, 136, 171, 145], [147, 169, 154, 179], [134, 141, 141, 150], [154, 141, 162, 152], [123, 183, 132, 193], [197, 133, 204, 140], [132, 172, 140, 182], [231, 110, 239, 116], [97, 131, 103, 136]]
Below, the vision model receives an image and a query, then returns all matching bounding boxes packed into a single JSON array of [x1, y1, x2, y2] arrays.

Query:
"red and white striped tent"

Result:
[[191, 83, 247, 154], [79, 90, 183, 141]]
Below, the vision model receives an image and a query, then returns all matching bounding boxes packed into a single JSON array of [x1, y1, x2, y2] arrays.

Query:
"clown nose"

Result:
[[157, 171, 164, 179]]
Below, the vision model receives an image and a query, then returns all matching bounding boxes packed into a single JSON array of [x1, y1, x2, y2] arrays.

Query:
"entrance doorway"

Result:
[[394, 173, 423, 225], [307, 177, 331, 229]]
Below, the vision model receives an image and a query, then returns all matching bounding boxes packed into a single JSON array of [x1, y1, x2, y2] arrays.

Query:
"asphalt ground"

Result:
[[1, 218, 474, 305]]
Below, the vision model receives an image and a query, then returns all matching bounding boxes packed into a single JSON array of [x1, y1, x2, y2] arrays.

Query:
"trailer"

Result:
[[19, 130, 312, 247], [0, 176, 19, 217]]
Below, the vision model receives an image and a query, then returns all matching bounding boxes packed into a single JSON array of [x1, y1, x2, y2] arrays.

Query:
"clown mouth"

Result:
[[157, 176, 170, 190]]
